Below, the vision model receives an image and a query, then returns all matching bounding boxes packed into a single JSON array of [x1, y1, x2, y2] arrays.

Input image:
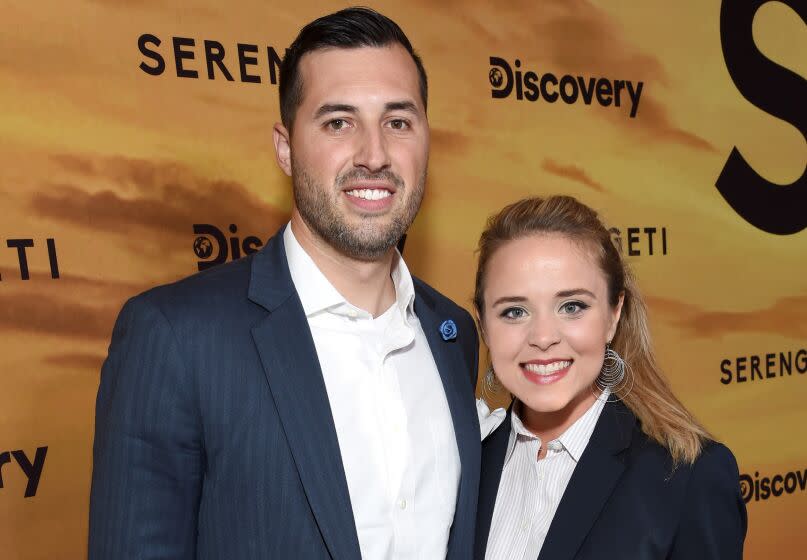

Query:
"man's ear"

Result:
[[273, 123, 292, 177]]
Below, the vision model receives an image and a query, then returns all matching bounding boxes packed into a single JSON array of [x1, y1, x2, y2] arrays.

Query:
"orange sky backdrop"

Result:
[[0, 1, 804, 558]]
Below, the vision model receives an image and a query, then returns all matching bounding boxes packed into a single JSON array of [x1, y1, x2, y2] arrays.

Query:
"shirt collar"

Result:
[[555, 390, 608, 462], [389, 250, 416, 318], [505, 389, 609, 464], [283, 223, 415, 319]]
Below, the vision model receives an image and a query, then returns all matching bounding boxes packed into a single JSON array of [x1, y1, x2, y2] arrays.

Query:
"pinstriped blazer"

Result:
[[89, 226, 481, 559], [475, 402, 747, 560]]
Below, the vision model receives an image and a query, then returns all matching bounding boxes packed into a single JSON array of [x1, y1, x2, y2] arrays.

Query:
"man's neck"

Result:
[[290, 214, 397, 317]]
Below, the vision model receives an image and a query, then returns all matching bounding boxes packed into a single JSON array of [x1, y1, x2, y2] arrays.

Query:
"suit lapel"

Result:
[[415, 293, 481, 560], [475, 409, 512, 560], [249, 230, 361, 560], [538, 401, 636, 560]]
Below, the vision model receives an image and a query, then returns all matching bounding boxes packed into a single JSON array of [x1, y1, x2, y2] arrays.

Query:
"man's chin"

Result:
[[338, 236, 399, 261]]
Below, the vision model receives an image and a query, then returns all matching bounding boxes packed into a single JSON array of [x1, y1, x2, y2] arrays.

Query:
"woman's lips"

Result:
[[521, 359, 573, 385]]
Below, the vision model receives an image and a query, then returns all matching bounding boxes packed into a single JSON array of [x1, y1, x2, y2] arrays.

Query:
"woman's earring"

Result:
[[482, 365, 499, 399], [595, 343, 632, 400]]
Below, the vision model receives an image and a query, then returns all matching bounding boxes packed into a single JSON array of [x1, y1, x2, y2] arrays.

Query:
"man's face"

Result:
[[275, 44, 429, 261]]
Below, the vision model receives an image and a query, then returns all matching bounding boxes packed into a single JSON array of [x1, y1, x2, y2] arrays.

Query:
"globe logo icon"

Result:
[[740, 478, 751, 502], [489, 67, 504, 88], [194, 236, 214, 259]]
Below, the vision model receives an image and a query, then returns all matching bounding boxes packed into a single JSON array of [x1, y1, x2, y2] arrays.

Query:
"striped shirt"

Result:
[[484, 392, 608, 560]]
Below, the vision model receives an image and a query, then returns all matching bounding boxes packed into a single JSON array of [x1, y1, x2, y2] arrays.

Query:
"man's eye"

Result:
[[388, 119, 409, 130], [327, 119, 348, 131]]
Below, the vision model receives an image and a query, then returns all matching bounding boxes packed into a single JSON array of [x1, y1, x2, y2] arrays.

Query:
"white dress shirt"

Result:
[[481, 392, 608, 560], [284, 225, 461, 560]]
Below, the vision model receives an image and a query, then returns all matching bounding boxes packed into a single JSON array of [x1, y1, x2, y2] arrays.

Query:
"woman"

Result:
[[473, 196, 746, 559]]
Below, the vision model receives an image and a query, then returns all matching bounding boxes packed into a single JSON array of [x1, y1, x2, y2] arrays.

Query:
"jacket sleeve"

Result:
[[669, 442, 748, 559], [88, 296, 203, 559]]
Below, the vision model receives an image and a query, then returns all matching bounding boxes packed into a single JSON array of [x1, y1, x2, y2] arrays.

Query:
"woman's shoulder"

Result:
[[632, 430, 739, 470], [621, 414, 739, 481], [686, 441, 743, 498], [671, 441, 748, 551], [694, 441, 740, 471], [628, 430, 742, 497]]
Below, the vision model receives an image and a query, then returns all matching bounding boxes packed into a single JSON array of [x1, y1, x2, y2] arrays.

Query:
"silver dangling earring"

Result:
[[482, 365, 499, 400], [595, 342, 632, 401]]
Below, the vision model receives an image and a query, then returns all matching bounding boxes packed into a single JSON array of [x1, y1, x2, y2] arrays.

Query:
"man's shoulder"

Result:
[[127, 255, 256, 321]]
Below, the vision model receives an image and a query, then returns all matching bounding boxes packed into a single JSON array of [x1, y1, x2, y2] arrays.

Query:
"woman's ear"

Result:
[[476, 311, 488, 346], [607, 292, 625, 342]]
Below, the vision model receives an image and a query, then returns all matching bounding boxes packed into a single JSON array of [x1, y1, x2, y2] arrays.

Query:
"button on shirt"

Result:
[[484, 392, 608, 560], [284, 225, 461, 560]]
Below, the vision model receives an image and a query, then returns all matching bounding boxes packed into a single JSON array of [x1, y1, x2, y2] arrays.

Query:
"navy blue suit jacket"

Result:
[[475, 401, 747, 560], [89, 228, 481, 559]]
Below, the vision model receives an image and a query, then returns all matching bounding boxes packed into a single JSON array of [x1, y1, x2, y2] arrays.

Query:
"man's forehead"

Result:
[[297, 44, 422, 108], [299, 43, 413, 68]]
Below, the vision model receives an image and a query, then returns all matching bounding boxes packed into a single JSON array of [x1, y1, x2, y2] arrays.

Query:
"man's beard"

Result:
[[291, 162, 426, 261]]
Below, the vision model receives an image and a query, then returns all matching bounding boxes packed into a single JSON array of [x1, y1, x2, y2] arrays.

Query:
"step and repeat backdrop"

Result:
[[1, 0, 804, 558]]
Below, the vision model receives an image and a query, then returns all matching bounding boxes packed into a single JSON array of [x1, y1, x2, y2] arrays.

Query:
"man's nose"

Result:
[[353, 126, 391, 172]]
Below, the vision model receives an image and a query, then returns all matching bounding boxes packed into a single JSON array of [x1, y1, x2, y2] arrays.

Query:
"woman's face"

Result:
[[481, 234, 622, 422]]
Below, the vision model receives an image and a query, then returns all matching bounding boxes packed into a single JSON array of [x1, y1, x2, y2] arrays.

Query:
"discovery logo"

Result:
[[489, 57, 644, 118], [0, 446, 48, 498], [193, 224, 266, 271], [740, 467, 807, 503]]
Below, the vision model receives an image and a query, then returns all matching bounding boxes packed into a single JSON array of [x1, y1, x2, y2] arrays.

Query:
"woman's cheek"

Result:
[[563, 316, 602, 352], [489, 323, 529, 385], [501, 322, 529, 357]]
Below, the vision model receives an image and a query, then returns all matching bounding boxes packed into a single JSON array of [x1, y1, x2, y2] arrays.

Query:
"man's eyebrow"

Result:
[[314, 104, 358, 119], [385, 100, 418, 113]]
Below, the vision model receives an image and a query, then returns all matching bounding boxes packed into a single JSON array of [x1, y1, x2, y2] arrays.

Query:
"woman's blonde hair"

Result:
[[474, 195, 710, 465]]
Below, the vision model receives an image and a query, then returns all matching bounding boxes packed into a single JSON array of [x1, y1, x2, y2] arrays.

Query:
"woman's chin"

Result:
[[516, 392, 572, 415], [516, 387, 596, 419]]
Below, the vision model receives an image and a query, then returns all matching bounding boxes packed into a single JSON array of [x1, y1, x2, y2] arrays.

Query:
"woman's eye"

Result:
[[501, 307, 527, 320], [560, 301, 588, 314]]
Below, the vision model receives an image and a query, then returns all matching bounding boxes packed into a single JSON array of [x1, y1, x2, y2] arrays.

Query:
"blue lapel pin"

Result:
[[439, 319, 457, 341]]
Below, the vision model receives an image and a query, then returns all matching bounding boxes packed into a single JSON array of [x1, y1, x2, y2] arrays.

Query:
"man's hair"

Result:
[[279, 6, 428, 129]]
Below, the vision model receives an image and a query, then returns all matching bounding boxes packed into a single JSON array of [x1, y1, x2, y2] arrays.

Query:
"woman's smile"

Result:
[[521, 359, 573, 385]]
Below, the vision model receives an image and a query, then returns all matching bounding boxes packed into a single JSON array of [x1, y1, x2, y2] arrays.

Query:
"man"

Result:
[[88, 7, 480, 559]]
